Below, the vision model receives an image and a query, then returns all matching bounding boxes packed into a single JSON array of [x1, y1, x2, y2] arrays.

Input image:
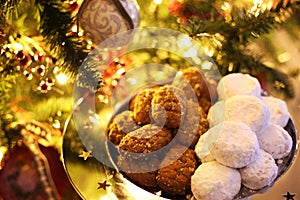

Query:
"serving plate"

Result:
[[62, 91, 297, 200]]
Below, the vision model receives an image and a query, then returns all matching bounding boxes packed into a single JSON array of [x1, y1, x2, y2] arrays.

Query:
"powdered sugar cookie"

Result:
[[224, 95, 270, 133], [205, 121, 259, 168], [207, 101, 225, 128], [217, 73, 261, 100], [262, 96, 289, 127], [194, 132, 215, 163], [257, 123, 293, 159], [239, 149, 278, 190], [191, 161, 241, 200]]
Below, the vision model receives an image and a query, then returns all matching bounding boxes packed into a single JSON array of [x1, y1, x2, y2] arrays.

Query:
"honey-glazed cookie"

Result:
[[172, 67, 212, 102], [176, 100, 209, 148], [151, 85, 187, 129], [132, 88, 156, 125], [118, 124, 172, 187], [156, 145, 197, 195], [106, 110, 139, 145]]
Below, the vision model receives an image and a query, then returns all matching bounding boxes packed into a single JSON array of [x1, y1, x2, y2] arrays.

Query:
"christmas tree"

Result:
[[0, 0, 299, 199]]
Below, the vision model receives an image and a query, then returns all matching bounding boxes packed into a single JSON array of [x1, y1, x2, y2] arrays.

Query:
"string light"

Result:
[[71, 25, 78, 33], [56, 73, 68, 84], [153, 0, 163, 4]]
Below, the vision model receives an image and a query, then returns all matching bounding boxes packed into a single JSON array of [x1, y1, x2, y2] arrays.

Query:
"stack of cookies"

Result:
[[106, 67, 213, 196], [105, 69, 293, 200]]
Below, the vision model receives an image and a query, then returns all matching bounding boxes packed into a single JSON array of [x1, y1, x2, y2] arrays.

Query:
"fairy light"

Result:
[[221, 2, 231, 11], [53, 66, 60, 74], [56, 73, 68, 84], [78, 31, 84, 37], [249, 0, 267, 16], [12, 42, 23, 51], [71, 25, 78, 33], [117, 68, 125, 75], [153, 0, 163, 4]]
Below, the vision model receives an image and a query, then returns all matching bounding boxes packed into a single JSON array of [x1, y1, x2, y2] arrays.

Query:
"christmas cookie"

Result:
[[176, 100, 209, 148], [207, 100, 225, 128], [194, 132, 215, 163], [224, 95, 270, 133], [106, 110, 139, 145], [151, 85, 187, 129], [239, 149, 278, 190], [172, 67, 211, 101], [118, 124, 172, 154], [132, 88, 157, 125], [262, 96, 289, 127], [156, 145, 197, 195], [204, 121, 259, 168], [217, 73, 261, 100], [117, 155, 160, 187], [191, 161, 241, 200], [257, 124, 293, 159], [118, 124, 172, 187]]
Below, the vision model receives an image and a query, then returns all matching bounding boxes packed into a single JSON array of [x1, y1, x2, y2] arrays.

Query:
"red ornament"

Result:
[[19, 55, 30, 67], [69, 1, 79, 12], [37, 67, 44, 74], [41, 83, 48, 91], [47, 78, 54, 84], [16, 50, 25, 60], [0, 145, 81, 200]]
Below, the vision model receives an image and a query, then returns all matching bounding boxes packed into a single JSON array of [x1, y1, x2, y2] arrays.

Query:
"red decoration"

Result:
[[0, 145, 81, 200], [69, 1, 79, 12]]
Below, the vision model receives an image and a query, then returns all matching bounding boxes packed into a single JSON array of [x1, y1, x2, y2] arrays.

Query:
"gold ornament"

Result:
[[78, 0, 140, 45]]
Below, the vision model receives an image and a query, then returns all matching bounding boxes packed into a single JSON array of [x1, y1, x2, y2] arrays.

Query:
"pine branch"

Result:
[[0, 0, 26, 14], [35, 0, 89, 76]]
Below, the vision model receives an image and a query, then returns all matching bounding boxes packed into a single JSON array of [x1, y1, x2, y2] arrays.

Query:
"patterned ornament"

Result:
[[0, 121, 80, 200], [78, 0, 140, 45]]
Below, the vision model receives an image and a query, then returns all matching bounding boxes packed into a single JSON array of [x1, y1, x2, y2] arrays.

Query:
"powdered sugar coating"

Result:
[[194, 132, 215, 163], [191, 161, 241, 200], [217, 73, 261, 100], [208, 121, 259, 168], [239, 149, 278, 190], [224, 95, 270, 133], [262, 96, 289, 127], [207, 101, 225, 128], [257, 123, 293, 159]]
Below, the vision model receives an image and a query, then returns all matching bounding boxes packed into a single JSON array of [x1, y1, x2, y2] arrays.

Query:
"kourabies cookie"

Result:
[[239, 149, 278, 190], [191, 161, 241, 200], [217, 73, 261, 100]]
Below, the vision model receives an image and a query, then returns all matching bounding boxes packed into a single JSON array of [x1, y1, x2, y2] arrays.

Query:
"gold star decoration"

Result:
[[97, 180, 111, 191], [283, 192, 296, 200], [78, 150, 92, 160]]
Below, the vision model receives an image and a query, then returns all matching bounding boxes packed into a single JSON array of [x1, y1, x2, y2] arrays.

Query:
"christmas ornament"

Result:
[[0, 121, 81, 200], [78, 0, 140, 45]]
